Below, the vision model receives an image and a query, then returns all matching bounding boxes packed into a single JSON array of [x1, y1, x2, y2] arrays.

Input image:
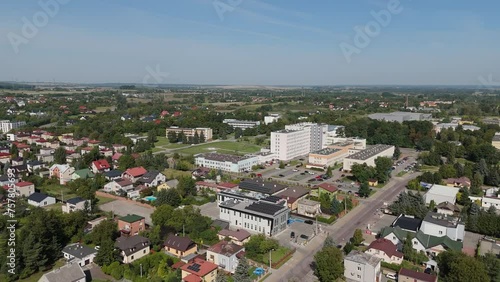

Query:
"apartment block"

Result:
[[195, 153, 258, 173], [165, 126, 213, 141], [343, 144, 395, 171], [222, 119, 260, 129], [0, 120, 26, 133]]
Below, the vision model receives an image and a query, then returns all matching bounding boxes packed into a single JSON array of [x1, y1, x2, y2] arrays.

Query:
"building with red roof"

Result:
[[15, 181, 35, 197], [206, 241, 245, 273], [365, 238, 403, 265], [398, 268, 437, 282], [181, 259, 218, 282], [122, 166, 147, 183], [313, 182, 338, 199], [91, 159, 111, 173]]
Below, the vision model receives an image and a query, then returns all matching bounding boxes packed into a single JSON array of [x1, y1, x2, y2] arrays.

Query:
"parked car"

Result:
[[300, 234, 309, 240], [279, 174, 284, 177], [386, 273, 397, 279], [304, 220, 314, 225], [293, 169, 298, 172], [290, 231, 295, 238]]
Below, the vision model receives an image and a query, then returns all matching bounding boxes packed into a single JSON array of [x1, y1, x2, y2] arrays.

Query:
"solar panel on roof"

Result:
[[187, 263, 201, 272]]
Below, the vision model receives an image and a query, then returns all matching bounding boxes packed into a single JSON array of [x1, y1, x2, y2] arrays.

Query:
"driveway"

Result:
[[100, 201, 154, 225], [196, 201, 219, 219]]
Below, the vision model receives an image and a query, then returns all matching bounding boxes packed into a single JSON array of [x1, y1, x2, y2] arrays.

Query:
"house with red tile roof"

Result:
[[206, 241, 245, 273], [91, 159, 111, 174], [181, 259, 218, 282], [398, 268, 437, 282], [0, 152, 11, 164], [365, 238, 403, 265], [313, 182, 338, 199], [217, 229, 251, 246], [122, 166, 147, 183], [15, 181, 35, 197]]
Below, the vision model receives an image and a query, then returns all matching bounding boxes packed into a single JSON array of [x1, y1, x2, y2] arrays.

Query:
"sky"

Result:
[[1, 0, 500, 86]]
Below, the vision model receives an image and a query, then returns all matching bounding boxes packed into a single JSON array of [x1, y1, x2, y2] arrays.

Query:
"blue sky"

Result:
[[1, 0, 500, 85]]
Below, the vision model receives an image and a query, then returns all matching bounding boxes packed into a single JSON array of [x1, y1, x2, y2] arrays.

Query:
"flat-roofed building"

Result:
[[423, 184, 460, 205], [222, 119, 260, 129], [368, 112, 432, 123], [343, 144, 395, 171], [165, 127, 213, 141], [195, 153, 258, 173], [434, 123, 480, 133], [0, 120, 26, 133], [308, 147, 347, 169], [271, 129, 311, 161]]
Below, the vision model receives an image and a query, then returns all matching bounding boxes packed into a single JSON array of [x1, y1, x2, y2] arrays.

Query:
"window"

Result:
[[143, 250, 146, 254], [357, 267, 361, 271], [131, 255, 134, 260], [439, 231, 443, 235], [357, 275, 361, 278]]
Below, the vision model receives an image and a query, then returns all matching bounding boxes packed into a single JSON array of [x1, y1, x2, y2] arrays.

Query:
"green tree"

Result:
[[279, 161, 285, 169], [234, 128, 243, 139], [323, 236, 336, 248], [393, 146, 401, 160], [199, 131, 206, 143], [156, 189, 182, 207], [54, 147, 67, 164], [193, 131, 200, 144], [326, 166, 333, 177], [118, 154, 136, 171], [233, 257, 251, 282], [351, 229, 364, 246], [330, 197, 343, 215], [151, 204, 175, 226], [437, 250, 490, 282], [167, 130, 178, 143], [314, 246, 344, 282], [471, 172, 484, 196], [358, 181, 371, 198], [94, 238, 119, 266], [480, 253, 500, 282], [177, 176, 197, 197], [343, 241, 354, 255], [375, 156, 393, 183]]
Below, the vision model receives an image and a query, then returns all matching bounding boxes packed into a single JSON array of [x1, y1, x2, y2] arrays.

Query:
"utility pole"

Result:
[[269, 249, 273, 270], [140, 263, 143, 277]]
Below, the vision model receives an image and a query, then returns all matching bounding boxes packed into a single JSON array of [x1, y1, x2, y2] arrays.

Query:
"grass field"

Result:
[[154, 137, 187, 149], [163, 168, 193, 179], [96, 195, 116, 205], [174, 141, 261, 155], [419, 165, 439, 172], [261, 246, 291, 265], [40, 184, 77, 201], [43, 202, 63, 211]]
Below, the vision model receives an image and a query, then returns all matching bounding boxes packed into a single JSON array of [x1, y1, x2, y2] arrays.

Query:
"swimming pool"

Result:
[[144, 196, 157, 201]]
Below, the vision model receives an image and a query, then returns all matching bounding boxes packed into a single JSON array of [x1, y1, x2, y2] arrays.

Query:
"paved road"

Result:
[[267, 171, 420, 282]]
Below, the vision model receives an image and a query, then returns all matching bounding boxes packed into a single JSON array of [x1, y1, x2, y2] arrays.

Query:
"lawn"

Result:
[[419, 165, 439, 172], [174, 141, 261, 155], [163, 168, 193, 179], [96, 195, 116, 205], [261, 246, 291, 266], [39, 184, 77, 201], [43, 202, 63, 211], [154, 136, 171, 147]]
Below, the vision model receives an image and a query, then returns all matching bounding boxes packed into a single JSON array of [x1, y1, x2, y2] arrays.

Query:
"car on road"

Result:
[[341, 174, 345, 177], [300, 172, 306, 175], [304, 220, 314, 225], [386, 273, 397, 280], [293, 169, 298, 172], [290, 231, 295, 238], [300, 234, 309, 240], [336, 244, 342, 249], [309, 172, 315, 175], [308, 178, 317, 182], [279, 174, 284, 177]]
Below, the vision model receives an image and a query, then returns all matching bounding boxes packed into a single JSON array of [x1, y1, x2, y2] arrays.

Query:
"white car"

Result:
[[309, 172, 315, 175], [386, 273, 397, 280], [293, 169, 298, 172]]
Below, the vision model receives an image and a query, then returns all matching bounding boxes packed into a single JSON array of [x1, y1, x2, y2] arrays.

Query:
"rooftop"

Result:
[[124, 166, 147, 177], [42, 263, 86, 282], [314, 182, 338, 193], [207, 241, 244, 257], [66, 197, 86, 205], [414, 230, 463, 251], [164, 234, 196, 252], [399, 268, 437, 282], [239, 178, 287, 195], [218, 229, 251, 241], [493, 135, 500, 142], [275, 187, 309, 203], [367, 238, 403, 258], [181, 259, 218, 278], [345, 250, 382, 267], [346, 144, 394, 161], [426, 184, 460, 198], [423, 212, 462, 228], [298, 198, 320, 207], [392, 214, 422, 232], [62, 243, 97, 259], [119, 214, 144, 223], [221, 199, 288, 218], [197, 153, 255, 164], [27, 192, 50, 203], [115, 235, 150, 256], [310, 147, 341, 156]]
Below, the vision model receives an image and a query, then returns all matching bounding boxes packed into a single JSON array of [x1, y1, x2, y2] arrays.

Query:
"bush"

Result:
[[316, 215, 336, 224], [381, 262, 402, 272]]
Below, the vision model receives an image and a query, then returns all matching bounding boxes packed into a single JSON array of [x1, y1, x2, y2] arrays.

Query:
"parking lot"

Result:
[[275, 218, 318, 248], [196, 201, 219, 219]]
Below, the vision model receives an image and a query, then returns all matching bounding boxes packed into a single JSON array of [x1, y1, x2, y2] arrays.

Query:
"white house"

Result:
[[344, 250, 382, 282], [195, 153, 259, 173], [411, 231, 463, 257], [115, 235, 150, 264], [137, 170, 166, 187], [420, 212, 465, 241], [62, 243, 97, 266], [27, 192, 56, 207], [423, 184, 459, 205], [342, 144, 395, 171], [49, 164, 75, 185], [62, 197, 90, 213], [365, 238, 403, 265], [14, 181, 35, 197], [206, 241, 245, 273], [103, 178, 134, 193]]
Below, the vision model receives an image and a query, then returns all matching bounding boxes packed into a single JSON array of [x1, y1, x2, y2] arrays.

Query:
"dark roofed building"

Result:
[[399, 268, 438, 282], [62, 243, 97, 266], [392, 214, 422, 233], [39, 263, 86, 282], [104, 169, 123, 180], [164, 234, 197, 258], [238, 178, 287, 195], [115, 235, 150, 263], [275, 186, 309, 210]]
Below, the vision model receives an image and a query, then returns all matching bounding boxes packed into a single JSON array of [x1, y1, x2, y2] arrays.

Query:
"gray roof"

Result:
[[41, 263, 86, 282], [239, 178, 287, 195], [138, 170, 161, 184], [66, 197, 86, 205], [197, 153, 255, 164], [62, 243, 97, 259], [28, 192, 50, 203], [423, 212, 462, 228], [115, 235, 150, 256], [345, 250, 382, 267], [346, 144, 394, 161]]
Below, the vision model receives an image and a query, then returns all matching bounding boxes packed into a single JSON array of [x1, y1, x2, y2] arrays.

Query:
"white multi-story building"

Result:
[[0, 120, 26, 133], [285, 122, 325, 152], [343, 144, 395, 171], [195, 153, 259, 173], [271, 129, 310, 161], [344, 250, 382, 282], [219, 199, 289, 236], [264, 114, 281, 125], [165, 127, 213, 141], [420, 212, 465, 241], [222, 119, 260, 129], [423, 184, 460, 205]]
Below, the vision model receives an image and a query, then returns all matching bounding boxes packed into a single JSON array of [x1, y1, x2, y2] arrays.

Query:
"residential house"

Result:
[[398, 268, 438, 282], [275, 186, 309, 211], [192, 167, 211, 179], [314, 182, 338, 199], [91, 159, 111, 174], [10, 164, 29, 178], [113, 144, 127, 152], [14, 181, 35, 197], [103, 178, 134, 193], [66, 153, 81, 164], [11, 157, 23, 166], [85, 217, 107, 233], [158, 179, 179, 191], [37, 153, 54, 163], [71, 168, 95, 180], [0, 152, 11, 164], [26, 160, 45, 172], [137, 170, 166, 187], [49, 164, 75, 185], [0, 175, 18, 186], [164, 234, 198, 258], [127, 188, 141, 199], [62, 243, 97, 266], [411, 230, 463, 257], [39, 263, 86, 282], [118, 214, 146, 236], [380, 226, 409, 250], [365, 238, 403, 265], [420, 212, 465, 241], [297, 198, 321, 218], [217, 229, 251, 246], [27, 192, 56, 207], [445, 177, 471, 188], [206, 241, 245, 273], [62, 197, 90, 213], [100, 148, 113, 157], [122, 166, 148, 183], [435, 202, 460, 216], [181, 259, 218, 282], [115, 235, 151, 263], [104, 169, 123, 181], [392, 214, 422, 233], [344, 250, 382, 282]]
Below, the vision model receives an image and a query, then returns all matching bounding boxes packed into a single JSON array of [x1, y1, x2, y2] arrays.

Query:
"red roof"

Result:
[[316, 183, 338, 193], [15, 181, 34, 187], [160, 110, 169, 117], [92, 160, 110, 170], [171, 261, 186, 269], [399, 268, 437, 282], [125, 166, 147, 177], [181, 259, 218, 278], [217, 182, 238, 189], [207, 241, 244, 256], [367, 238, 403, 258], [183, 274, 202, 282], [112, 152, 123, 161], [88, 139, 100, 144], [0, 152, 11, 158]]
